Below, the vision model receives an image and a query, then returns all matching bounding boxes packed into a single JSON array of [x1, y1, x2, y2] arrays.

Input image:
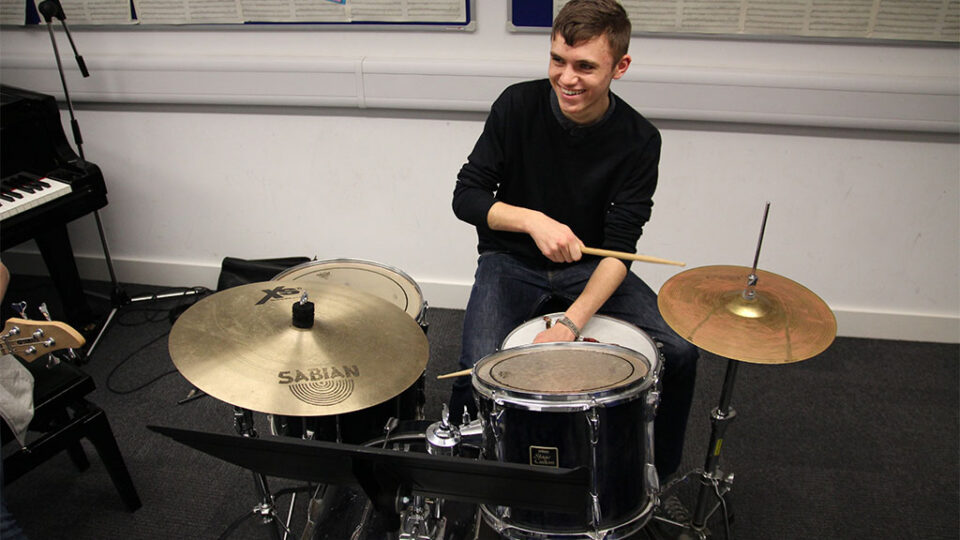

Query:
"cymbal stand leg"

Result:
[[284, 488, 298, 540], [301, 483, 334, 540], [250, 473, 284, 540], [233, 407, 287, 540], [685, 358, 739, 539]]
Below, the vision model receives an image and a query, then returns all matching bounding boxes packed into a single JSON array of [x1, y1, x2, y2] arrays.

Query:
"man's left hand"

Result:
[[533, 323, 576, 343]]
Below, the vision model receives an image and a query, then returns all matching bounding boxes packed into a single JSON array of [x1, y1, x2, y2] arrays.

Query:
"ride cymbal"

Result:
[[658, 265, 836, 364], [169, 281, 428, 416]]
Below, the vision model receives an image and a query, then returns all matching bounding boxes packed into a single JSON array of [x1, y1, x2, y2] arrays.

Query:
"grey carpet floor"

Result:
[[1, 278, 957, 539]]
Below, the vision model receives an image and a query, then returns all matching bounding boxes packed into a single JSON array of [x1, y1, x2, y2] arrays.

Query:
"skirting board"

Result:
[[3, 251, 957, 345]]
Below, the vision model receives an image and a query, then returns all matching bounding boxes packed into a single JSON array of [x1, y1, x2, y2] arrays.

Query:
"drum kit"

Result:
[[156, 206, 837, 540]]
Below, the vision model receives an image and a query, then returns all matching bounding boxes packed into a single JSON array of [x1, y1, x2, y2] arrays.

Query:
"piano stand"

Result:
[[34, 224, 97, 335]]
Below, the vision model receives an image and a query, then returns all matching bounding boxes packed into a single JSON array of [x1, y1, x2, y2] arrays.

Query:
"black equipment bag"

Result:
[[216, 256, 312, 291]]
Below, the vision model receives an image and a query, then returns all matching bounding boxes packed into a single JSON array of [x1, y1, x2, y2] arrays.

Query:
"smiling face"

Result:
[[548, 33, 631, 125]]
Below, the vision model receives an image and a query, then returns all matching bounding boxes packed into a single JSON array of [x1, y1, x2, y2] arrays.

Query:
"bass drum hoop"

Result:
[[479, 497, 656, 540], [272, 258, 426, 324]]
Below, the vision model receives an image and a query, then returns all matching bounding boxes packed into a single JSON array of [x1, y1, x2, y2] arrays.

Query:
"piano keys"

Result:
[[1, 174, 72, 221]]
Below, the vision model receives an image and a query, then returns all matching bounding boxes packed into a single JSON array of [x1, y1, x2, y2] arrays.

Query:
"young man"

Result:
[[449, 0, 698, 480]]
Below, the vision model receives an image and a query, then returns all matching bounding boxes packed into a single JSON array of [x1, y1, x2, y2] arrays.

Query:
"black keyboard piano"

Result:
[[1, 85, 108, 330]]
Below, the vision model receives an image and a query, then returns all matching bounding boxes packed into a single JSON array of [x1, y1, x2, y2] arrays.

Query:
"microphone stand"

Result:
[[37, 0, 202, 360]]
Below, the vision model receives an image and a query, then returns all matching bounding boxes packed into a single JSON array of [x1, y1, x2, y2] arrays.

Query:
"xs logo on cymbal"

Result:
[[256, 286, 302, 305]]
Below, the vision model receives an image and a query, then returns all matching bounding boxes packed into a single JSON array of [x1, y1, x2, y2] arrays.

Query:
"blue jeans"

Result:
[[449, 252, 699, 478]]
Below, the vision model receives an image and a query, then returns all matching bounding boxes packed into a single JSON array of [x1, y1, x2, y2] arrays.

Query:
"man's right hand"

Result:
[[527, 214, 583, 263], [487, 202, 583, 263]]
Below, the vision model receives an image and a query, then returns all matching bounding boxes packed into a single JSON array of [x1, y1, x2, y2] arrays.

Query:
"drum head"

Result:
[[273, 259, 424, 320], [502, 314, 659, 368], [473, 343, 652, 407]]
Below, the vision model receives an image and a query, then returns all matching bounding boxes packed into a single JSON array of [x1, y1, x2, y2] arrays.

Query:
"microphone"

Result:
[[36, 0, 63, 22]]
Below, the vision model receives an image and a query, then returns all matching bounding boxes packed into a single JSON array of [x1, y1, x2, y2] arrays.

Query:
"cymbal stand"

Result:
[[229, 407, 288, 540], [661, 202, 773, 539]]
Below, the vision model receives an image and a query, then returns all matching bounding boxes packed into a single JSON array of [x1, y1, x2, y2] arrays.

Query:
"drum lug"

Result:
[[645, 389, 660, 420], [489, 394, 506, 436], [458, 417, 484, 448], [586, 403, 600, 446], [645, 463, 661, 507], [585, 406, 603, 532], [488, 395, 506, 460], [644, 390, 660, 505], [590, 492, 603, 535], [419, 301, 430, 335]]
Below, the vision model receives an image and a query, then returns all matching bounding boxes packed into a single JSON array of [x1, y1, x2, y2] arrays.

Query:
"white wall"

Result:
[[1, 2, 958, 343]]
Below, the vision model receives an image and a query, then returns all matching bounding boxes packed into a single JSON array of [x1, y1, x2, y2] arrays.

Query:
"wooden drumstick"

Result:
[[581, 246, 685, 267], [437, 368, 472, 380]]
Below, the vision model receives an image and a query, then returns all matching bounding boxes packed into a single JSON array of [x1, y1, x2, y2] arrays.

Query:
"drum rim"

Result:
[[472, 342, 656, 409], [272, 257, 426, 321], [501, 313, 661, 374]]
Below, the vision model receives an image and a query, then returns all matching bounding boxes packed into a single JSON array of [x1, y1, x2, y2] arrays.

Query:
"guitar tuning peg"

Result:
[[38, 303, 52, 321], [45, 354, 61, 368], [11, 301, 28, 319]]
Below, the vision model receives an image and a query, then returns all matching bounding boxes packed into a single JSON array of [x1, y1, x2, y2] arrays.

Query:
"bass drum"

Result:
[[273, 258, 427, 328], [473, 342, 660, 540], [269, 259, 427, 444], [310, 421, 485, 540]]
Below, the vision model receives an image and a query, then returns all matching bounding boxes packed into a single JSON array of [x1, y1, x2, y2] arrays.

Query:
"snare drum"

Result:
[[269, 259, 427, 443], [502, 312, 659, 363], [473, 342, 660, 539]]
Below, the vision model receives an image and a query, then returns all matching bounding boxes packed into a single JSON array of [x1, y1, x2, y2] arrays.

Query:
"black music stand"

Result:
[[149, 425, 591, 533]]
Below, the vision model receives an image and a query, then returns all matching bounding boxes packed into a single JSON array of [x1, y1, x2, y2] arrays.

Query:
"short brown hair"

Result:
[[552, 0, 632, 62]]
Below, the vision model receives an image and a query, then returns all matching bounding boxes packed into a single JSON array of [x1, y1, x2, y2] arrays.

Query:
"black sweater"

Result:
[[452, 79, 661, 269]]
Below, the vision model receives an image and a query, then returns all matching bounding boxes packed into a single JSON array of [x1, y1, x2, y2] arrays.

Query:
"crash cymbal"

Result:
[[169, 281, 428, 416], [658, 265, 836, 364]]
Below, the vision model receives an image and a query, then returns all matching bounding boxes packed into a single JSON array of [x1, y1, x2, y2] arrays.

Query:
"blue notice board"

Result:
[[510, 0, 552, 29]]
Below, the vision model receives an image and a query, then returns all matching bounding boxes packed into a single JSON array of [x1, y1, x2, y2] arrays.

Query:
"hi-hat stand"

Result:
[[38, 0, 203, 359], [656, 199, 836, 539], [683, 204, 773, 537], [653, 355, 738, 540], [672, 359, 738, 540]]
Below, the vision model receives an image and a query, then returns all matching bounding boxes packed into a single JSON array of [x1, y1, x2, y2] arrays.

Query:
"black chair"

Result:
[[1, 357, 141, 511]]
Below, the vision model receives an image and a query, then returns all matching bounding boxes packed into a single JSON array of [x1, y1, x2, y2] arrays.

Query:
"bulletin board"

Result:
[[1, 0, 473, 28], [509, 0, 959, 44]]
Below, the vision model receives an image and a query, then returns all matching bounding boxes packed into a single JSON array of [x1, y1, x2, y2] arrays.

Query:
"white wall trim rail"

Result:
[[1, 53, 957, 132], [3, 250, 958, 344]]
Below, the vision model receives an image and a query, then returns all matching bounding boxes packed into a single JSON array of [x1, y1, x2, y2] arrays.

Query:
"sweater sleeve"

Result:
[[601, 130, 661, 267], [452, 92, 508, 228]]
